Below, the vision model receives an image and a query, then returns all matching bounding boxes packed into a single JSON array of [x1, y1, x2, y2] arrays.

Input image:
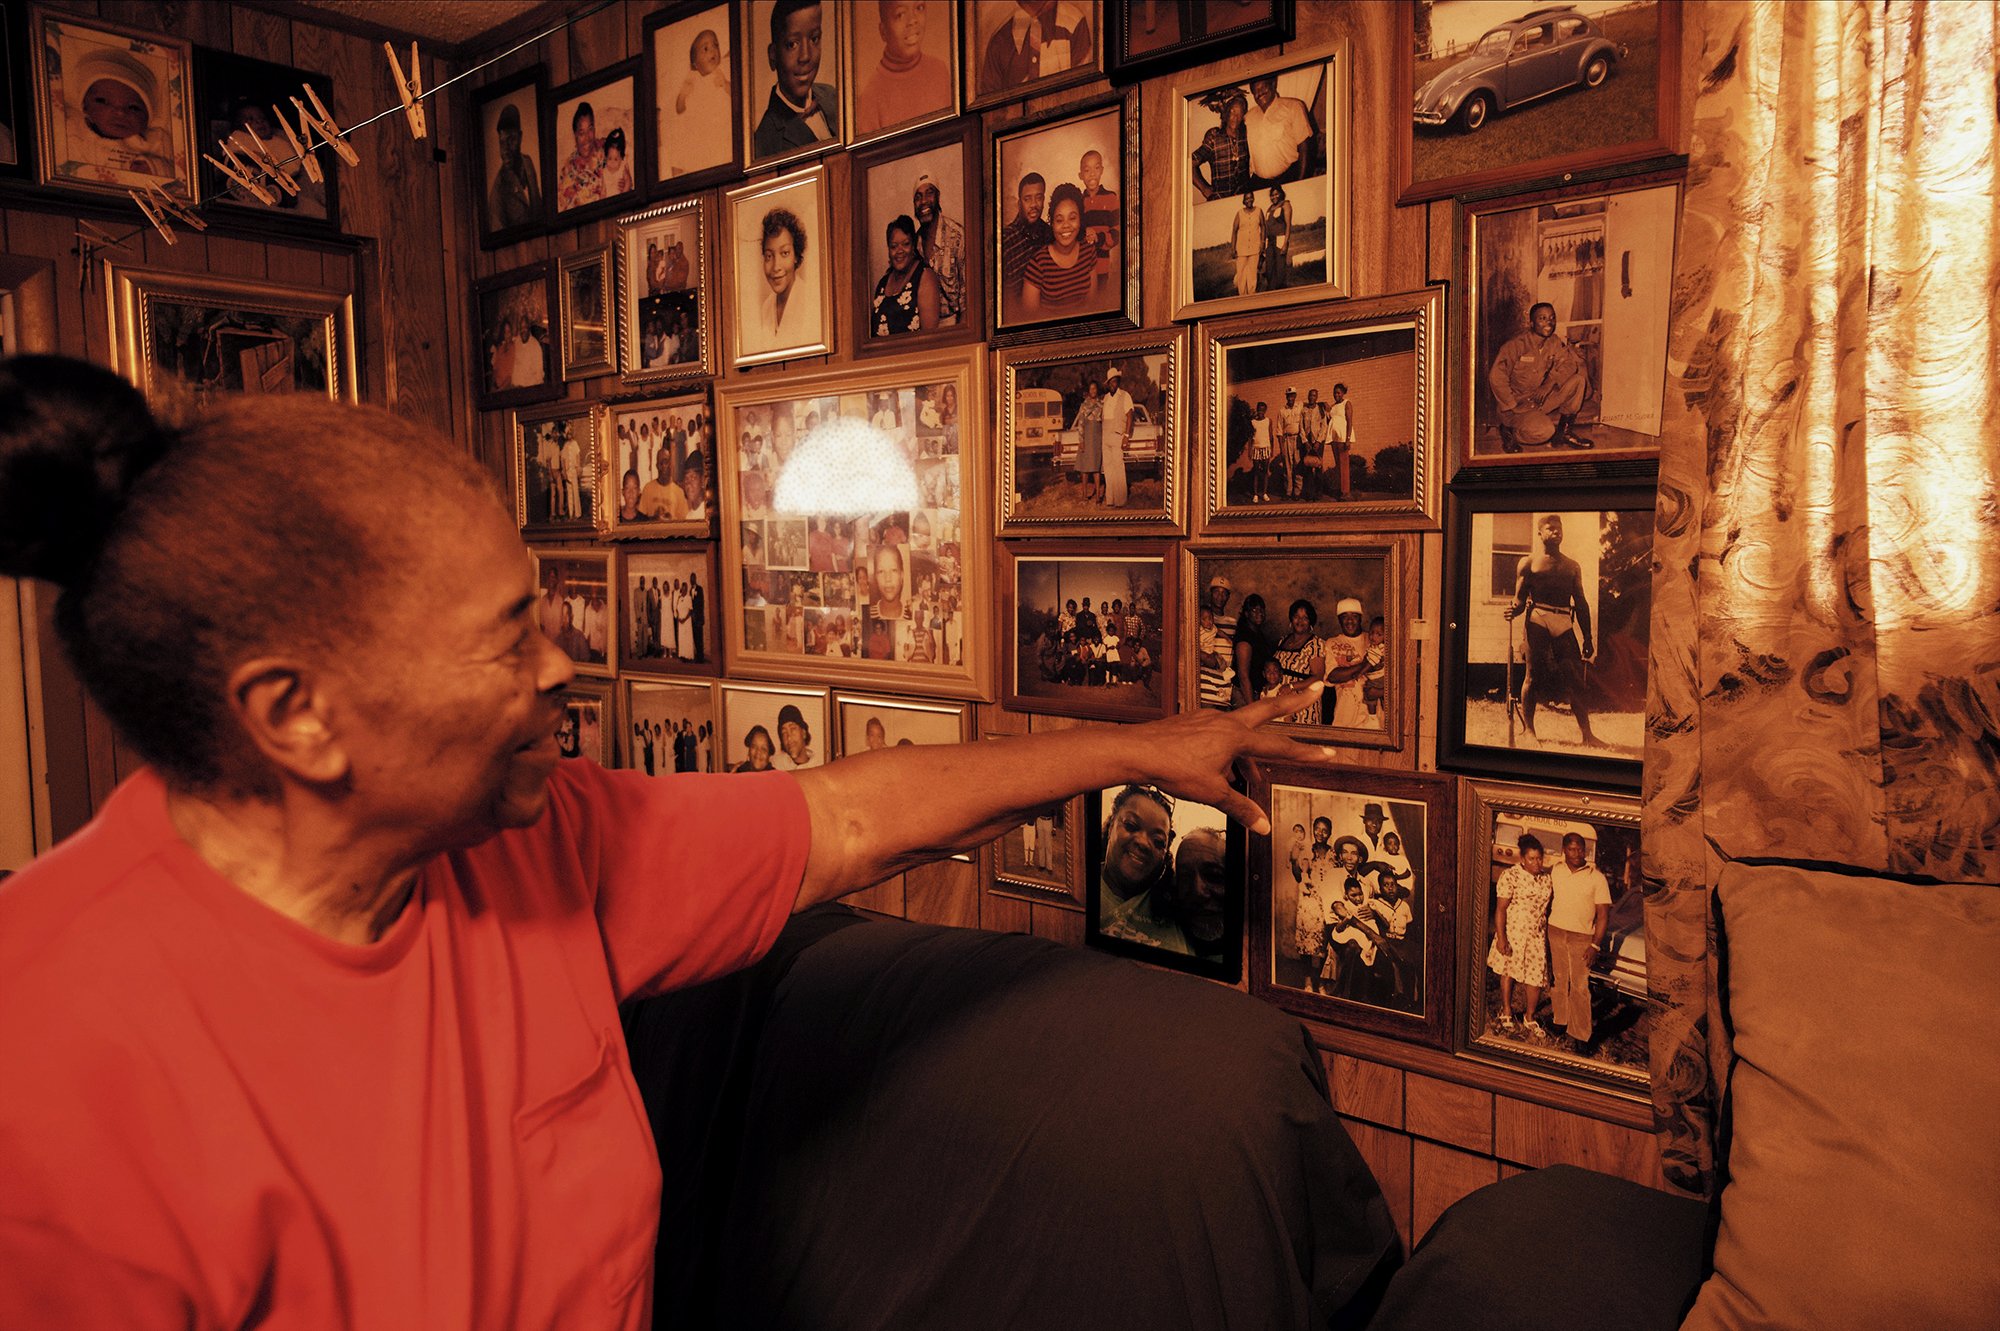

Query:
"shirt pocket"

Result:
[[514, 1030, 662, 1308]]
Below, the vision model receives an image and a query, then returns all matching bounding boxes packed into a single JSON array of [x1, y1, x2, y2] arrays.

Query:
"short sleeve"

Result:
[[545, 760, 811, 1001]]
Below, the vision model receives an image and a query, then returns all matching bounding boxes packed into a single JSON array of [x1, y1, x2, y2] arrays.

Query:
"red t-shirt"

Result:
[[0, 759, 809, 1329]]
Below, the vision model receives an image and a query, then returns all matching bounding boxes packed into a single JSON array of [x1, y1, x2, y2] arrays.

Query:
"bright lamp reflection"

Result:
[[771, 415, 921, 516]]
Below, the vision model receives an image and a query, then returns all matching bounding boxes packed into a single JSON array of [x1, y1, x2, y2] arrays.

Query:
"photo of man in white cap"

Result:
[[1322, 596, 1377, 729]]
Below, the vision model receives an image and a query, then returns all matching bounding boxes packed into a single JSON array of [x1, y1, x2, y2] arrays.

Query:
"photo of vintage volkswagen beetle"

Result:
[[1414, 6, 1628, 132]]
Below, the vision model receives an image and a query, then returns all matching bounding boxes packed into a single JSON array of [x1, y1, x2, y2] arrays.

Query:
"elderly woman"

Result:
[[0, 355, 1332, 1326]]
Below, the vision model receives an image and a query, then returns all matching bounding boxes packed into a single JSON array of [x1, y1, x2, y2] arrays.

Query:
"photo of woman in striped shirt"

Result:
[[1021, 182, 1102, 315]]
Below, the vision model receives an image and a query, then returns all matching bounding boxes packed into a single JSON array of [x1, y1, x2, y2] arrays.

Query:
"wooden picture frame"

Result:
[[844, 0, 961, 148], [832, 690, 973, 755], [1439, 478, 1658, 791], [848, 117, 984, 358], [1460, 171, 1682, 471], [104, 263, 357, 403], [29, 7, 197, 202], [558, 244, 618, 381], [1084, 783, 1241, 983], [555, 679, 616, 765], [0, 4, 33, 177], [725, 164, 835, 368], [1249, 763, 1457, 1049], [621, 675, 721, 773], [994, 326, 1186, 538], [1397, 0, 1682, 205], [984, 768, 1086, 909], [1104, 0, 1295, 82], [1169, 39, 1351, 321], [963, 0, 1103, 112], [532, 546, 616, 679], [642, 1, 743, 197], [988, 88, 1141, 346], [717, 680, 832, 773], [193, 48, 339, 234], [600, 387, 716, 540], [1195, 286, 1445, 536], [999, 541, 1176, 723], [614, 543, 720, 678], [474, 261, 560, 410], [512, 399, 603, 538], [1457, 778, 1650, 1101], [548, 57, 645, 227], [474, 64, 552, 248], [1180, 538, 1415, 753], [740, 0, 847, 173], [715, 348, 992, 701], [616, 193, 716, 387]]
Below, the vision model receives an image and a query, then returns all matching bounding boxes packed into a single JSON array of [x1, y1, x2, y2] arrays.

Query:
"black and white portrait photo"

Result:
[[1267, 785, 1425, 1016], [728, 167, 832, 366], [476, 68, 549, 245], [743, 0, 843, 170], [648, 2, 737, 186]]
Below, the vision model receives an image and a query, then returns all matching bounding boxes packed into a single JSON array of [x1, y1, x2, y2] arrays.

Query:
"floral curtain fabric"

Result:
[[1644, 0, 2000, 1196]]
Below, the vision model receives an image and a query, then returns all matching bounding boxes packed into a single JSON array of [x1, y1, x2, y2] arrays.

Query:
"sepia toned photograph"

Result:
[[1107, 0, 1294, 80], [994, 328, 1183, 535], [558, 245, 616, 381], [605, 391, 715, 540], [30, 10, 196, 200], [1250, 764, 1456, 1047], [991, 94, 1133, 336], [551, 60, 642, 223], [1465, 175, 1681, 466], [847, 0, 959, 145], [1196, 288, 1443, 534], [851, 120, 981, 354], [1459, 779, 1650, 1098], [1182, 541, 1411, 750], [1172, 42, 1350, 320], [617, 194, 713, 385], [617, 545, 717, 678], [645, 1, 739, 191], [512, 400, 601, 537], [833, 692, 970, 755], [727, 166, 833, 367], [718, 681, 830, 772], [1084, 783, 1237, 981], [622, 677, 718, 774], [1442, 484, 1656, 789], [476, 263, 559, 409], [475, 66, 550, 247], [532, 548, 615, 678], [742, 0, 845, 170], [554, 681, 614, 765], [987, 779, 1085, 907], [1399, 1, 1680, 204], [1001, 544, 1175, 723], [195, 49, 336, 228], [967, 0, 1101, 110], [108, 265, 357, 405]]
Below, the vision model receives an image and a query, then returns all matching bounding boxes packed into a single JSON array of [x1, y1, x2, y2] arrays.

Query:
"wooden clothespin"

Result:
[[271, 102, 325, 184], [72, 220, 134, 290], [290, 84, 362, 168], [385, 41, 426, 140], [204, 137, 280, 206], [230, 127, 301, 197], [129, 183, 206, 244]]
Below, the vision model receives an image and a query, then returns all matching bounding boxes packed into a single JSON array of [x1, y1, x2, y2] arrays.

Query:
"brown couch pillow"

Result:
[[1682, 862, 2000, 1330]]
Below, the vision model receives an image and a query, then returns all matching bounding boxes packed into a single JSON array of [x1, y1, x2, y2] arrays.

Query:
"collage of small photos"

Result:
[[473, 0, 1684, 1107]]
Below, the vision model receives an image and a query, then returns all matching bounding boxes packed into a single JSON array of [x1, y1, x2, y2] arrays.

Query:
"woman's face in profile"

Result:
[[83, 78, 148, 140], [1104, 794, 1170, 891]]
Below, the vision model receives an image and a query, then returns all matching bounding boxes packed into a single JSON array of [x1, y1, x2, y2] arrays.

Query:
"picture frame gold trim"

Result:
[[1178, 537, 1416, 754], [555, 678, 616, 765], [558, 244, 619, 382], [983, 764, 1085, 909], [597, 387, 717, 541], [105, 263, 357, 403], [1456, 778, 1650, 1102], [723, 164, 835, 369], [1194, 286, 1444, 536], [619, 674, 720, 773], [717, 679, 832, 773], [530, 545, 616, 679], [512, 399, 606, 539], [612, 542, 720, 679], [994, 326, 1186, 538], [30, 7, 197, 202], [617, 193, 717, 387], [1168, 39, 1352, 322], [714, 346, 992, 702]]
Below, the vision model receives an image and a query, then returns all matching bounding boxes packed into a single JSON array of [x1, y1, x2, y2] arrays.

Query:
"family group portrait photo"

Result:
[[620, 199, 710, 382], [514, 404, 597, 534], [609, 396, 714, 535], [1266, 785, 1427, 1017], [1006, 550, 1171, 721], [623, 679, 717, 775], [993, 99, 1126, 330], [1187, 549, 1396, 740], [1219, 322, 1414, 509], [552, 63, 640, 219], [621, 549, 711, 674], [1087, 783, 1234, 978], [535, 551, 614, 676], [478, 267, 555, 406]]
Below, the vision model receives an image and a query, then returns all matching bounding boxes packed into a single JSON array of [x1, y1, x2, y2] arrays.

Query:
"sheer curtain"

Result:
[[1643, 0, 2000, 1195]]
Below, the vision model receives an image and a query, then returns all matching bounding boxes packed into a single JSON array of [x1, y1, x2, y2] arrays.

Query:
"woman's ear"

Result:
[[226, 658, 349, 784]]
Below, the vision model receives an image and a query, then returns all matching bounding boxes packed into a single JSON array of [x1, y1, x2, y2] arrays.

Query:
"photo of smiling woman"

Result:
[[728, 166, 833, 367], [1086, 783, 1236, 978]]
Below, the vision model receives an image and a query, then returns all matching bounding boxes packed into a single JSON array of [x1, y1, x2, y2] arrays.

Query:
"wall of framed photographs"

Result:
[[439, 0, 1698, 1249]]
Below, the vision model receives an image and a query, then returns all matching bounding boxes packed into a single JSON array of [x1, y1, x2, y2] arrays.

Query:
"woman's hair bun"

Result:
[[0, 355, 175, 588]]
